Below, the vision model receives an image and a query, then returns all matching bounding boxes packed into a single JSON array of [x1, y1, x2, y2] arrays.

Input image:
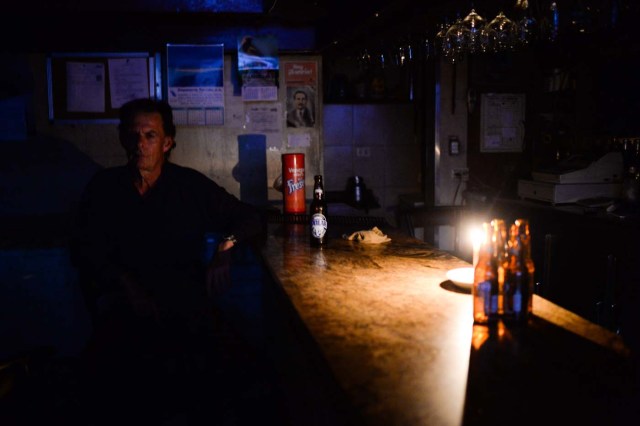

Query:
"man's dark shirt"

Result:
[[72, 162, 262, 301]]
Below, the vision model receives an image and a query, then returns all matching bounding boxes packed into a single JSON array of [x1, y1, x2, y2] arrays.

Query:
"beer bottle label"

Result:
[[490, 294, 499, 314], [513, 289, 522, 314], [479, 280, 491, 315], [311, 213, 328, 239]]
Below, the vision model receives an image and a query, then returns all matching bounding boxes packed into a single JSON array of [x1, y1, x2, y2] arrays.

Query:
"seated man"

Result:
[[71, 98, 268, 424]]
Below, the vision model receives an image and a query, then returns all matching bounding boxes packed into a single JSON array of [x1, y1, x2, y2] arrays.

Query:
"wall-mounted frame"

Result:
[[480, 93, 526, 153], [166, 44, 225, 126], [47, 52, 161, 123]]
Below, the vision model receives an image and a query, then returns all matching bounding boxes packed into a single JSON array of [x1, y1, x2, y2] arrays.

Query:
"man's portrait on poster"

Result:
[[286, 87, 315, 128]]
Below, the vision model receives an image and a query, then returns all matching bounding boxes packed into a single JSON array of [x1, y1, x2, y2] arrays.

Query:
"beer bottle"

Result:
[[310, 175, 328, 247], [472, 220, 506, 324], [492, 218, 509, 316], [503, 219, 535, 324]]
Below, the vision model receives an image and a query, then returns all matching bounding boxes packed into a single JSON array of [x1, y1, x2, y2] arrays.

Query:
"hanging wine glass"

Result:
[[487, 11, 517, 52], [397, 45, 408, 67], [517, 13, 537, 47], [371, 47, 387, 70], [434, 21, 450, 56], [514, 0, 537, 48], [406, 42, 414, 64], [401, 35, 421, 63], [422, 36, 431, 62], [401, 39, 416, 101], [550, 2, 560, 42], [480, 24, 497, 53], [358, 49, 372, 71], [462, 9, 487, 54], [444, 17, 469, 63], [389, 45, 400, 68], [514, 0, 529, 12]]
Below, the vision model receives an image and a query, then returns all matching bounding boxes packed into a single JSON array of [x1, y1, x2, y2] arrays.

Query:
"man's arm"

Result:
[[202, 178, 264, 296]]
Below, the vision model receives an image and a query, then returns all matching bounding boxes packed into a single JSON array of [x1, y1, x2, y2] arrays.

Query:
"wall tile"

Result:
[[381, 104, 416, 147], [353, 105, 388, 147], [323, 103, 421, 218], [385, 143, 421, 187], [353, 104, 414, 147], [323, 146, 353, 191], [323, 105, 353, 147], [353, 146, 385, 193]]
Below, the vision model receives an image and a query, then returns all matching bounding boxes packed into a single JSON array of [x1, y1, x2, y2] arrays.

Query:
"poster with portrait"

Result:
[[166, 44, 225, 126], [284, 61, 318, 128], [285, 86, 316, 128]]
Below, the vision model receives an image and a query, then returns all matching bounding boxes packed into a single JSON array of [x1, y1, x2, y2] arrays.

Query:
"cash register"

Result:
[[518, 152, 623, 204]]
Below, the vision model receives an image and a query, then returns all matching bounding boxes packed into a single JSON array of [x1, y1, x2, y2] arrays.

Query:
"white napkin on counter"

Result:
[[343, 226, 391, 244]]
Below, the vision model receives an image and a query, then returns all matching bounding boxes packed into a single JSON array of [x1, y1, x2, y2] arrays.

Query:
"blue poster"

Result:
[[237, 35, 279, 101], [166, 44, 224, 125], [237, 35, 279, 71]]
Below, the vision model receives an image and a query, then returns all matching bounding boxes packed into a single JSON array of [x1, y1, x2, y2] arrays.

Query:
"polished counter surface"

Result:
[[260, 221, 639, 426]]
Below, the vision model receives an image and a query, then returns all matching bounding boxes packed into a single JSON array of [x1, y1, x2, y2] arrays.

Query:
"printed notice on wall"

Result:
[[241, 82, 278, 102], [246, 103, 281, 133], [287, 133, 311, 148], [66, 62, 105, 113], [108, 58, 150, 109], [480, 93, 525, 152], [166, 44, 225, 126]]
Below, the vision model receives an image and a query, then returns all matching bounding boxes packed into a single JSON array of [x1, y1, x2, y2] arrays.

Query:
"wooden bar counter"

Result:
[[259, 218, 640, 426]]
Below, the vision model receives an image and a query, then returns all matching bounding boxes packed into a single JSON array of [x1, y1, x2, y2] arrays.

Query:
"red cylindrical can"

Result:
[[282, 153, 306, 214]]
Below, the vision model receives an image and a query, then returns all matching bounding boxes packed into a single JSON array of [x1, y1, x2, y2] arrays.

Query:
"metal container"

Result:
[[282, 153, 306, 214]]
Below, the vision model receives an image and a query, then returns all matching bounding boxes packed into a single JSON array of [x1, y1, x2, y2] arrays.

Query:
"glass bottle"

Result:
[[503, 219, 535, 324], [310, 175, 328, 247], [349, 175, 366, 207], [473, 220, 506, 324], [353, 176, 363, 205], [549, 2, 560, 42], [492, 219, 508, 317]]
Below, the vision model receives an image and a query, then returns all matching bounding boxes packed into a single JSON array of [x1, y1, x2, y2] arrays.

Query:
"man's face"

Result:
[[122, 112, 173, 174], [293, 92, 307, 110]]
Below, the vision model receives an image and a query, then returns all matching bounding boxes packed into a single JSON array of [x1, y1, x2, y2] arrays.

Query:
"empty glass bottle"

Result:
[[503, 219, 535, 324], [473, 219, 507, 324]]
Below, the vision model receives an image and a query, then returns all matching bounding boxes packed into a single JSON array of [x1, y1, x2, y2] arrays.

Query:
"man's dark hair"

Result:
[[293, 90, 307, 99], [118, 98, 177, 140]]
